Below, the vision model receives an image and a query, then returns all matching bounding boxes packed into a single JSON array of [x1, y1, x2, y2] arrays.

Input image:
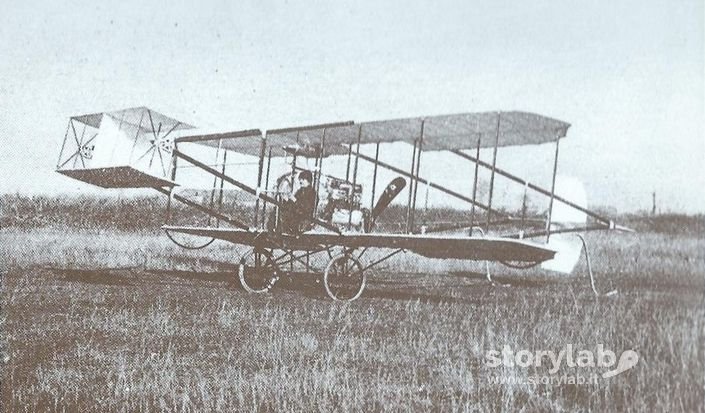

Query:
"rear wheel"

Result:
[[323, 253, 366, 301], [239, 249, 278, 293]]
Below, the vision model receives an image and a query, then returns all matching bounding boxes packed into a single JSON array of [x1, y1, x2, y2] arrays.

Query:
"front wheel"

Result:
[[323, 253, 366, 301], [239, 249, 278, 293]]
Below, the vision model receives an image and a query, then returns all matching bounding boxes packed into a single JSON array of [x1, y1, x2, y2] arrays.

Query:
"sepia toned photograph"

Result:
[[1, 0, 703, 411]]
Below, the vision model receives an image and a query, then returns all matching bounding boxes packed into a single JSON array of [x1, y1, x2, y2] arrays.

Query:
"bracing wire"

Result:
[[164, 228, 216, 250]]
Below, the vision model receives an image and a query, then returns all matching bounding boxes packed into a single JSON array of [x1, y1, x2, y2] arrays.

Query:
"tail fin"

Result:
[[541, 176, 587, 274]]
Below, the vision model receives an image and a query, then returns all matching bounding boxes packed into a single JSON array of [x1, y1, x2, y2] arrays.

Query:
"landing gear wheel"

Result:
[[239, 249, 279, 293], [323, 253, 366, 301]]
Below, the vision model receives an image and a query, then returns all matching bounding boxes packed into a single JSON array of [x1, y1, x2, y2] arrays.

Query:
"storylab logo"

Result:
[[485, 344, 639, 379]]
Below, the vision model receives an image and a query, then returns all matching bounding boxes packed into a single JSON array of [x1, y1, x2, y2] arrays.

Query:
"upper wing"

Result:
[[174, 111, 570, 158], [162, 226, 556, 263]]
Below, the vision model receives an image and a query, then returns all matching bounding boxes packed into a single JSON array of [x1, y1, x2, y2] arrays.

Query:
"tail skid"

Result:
[[537, 176, 618, 296], [575, 234, 618, 297]]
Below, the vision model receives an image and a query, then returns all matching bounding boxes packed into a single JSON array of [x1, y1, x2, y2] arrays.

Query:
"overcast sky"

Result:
[[0, 0, 703, 213]]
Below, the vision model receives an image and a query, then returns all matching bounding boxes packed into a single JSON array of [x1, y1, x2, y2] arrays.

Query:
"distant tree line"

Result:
[[0, 194, 702, 236]]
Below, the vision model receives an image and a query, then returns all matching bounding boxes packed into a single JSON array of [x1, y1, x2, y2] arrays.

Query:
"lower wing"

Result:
[[162, 226, 556, 263]]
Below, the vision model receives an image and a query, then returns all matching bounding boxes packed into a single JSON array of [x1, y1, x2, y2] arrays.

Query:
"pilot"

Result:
[[293, 170, 316, 214], [281, 170, 317, 233]]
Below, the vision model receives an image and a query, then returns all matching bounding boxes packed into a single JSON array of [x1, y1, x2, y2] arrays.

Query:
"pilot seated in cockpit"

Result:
[[279, 170, 316, 233]]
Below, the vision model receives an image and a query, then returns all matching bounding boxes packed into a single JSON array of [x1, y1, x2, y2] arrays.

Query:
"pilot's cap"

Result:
[[299, 170, 313, 183]]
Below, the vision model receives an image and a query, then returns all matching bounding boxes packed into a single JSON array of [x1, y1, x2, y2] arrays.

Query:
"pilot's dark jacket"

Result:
[[293, 186, 316, 219], [276, 185, 316, 233]]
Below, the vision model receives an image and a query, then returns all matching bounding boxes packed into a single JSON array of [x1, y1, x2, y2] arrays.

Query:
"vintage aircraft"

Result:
[[56, 107, 628, 300]]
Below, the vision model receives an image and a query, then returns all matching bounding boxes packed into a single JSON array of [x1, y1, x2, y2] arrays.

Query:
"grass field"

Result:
[[1, 206, 703, 411]]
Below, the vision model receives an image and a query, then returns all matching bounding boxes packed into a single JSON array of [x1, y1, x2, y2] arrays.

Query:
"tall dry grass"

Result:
[[1, 195, 703, 411], [0, 223, 703, 411]]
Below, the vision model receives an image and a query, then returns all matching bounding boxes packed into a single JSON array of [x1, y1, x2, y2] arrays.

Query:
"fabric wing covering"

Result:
[[176, 111, 570, 157], [73, 106, 196, 134]]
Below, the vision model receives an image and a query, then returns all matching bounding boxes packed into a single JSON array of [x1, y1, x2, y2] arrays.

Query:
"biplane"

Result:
[[55, 107, 629, 300]]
